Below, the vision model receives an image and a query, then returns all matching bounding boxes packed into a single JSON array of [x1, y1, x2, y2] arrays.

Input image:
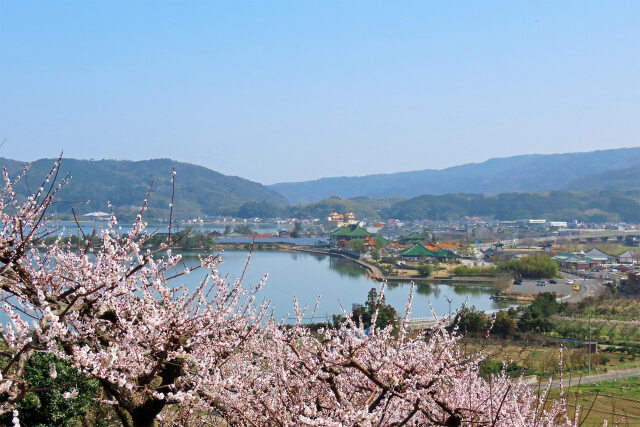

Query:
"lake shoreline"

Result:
[[217, 244, 504, 288]]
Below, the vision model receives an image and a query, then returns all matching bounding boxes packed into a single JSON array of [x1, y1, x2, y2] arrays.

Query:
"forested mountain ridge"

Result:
[[561, 166, 640, 192], [0, 157, 288, 219], [228, 191, 640, 223], [383, 190, 640, 223], [270, 148, 640, 203], [3, 153, 638, 222]]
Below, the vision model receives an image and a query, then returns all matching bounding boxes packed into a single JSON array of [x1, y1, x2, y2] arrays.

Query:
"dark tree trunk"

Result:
[[130, 400, 166, 427], [100, 380, 166, 427]]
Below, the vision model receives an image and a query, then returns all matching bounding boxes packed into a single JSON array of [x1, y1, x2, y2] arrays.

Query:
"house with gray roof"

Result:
[[618, 249, 637, 265]]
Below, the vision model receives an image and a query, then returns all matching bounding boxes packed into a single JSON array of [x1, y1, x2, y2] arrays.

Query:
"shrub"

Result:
[[0, 353, 99, 426], [491, 312, 516, 338], [351, 288, 398, 330], [417, 264, 433, 277], [498, 255, 558, 279], [455, 306, 489, 334], [453, 265, 498, 276]]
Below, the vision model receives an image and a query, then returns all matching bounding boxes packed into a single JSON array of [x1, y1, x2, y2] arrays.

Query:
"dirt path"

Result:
[[548, 367, 640, 388]]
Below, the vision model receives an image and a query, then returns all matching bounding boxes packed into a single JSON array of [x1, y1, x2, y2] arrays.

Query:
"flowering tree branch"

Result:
[[0, 158, 590, 426]]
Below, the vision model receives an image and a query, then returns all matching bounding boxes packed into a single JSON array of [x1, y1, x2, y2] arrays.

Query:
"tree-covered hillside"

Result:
[[384, 190, 640, 222], [0, 157, 288, 219], [288, 197, 406, 220], [270, 148, 640, 203], [4, 157, 638, 222], [562, 166, 640, 192], [228, 197, 406, 219]]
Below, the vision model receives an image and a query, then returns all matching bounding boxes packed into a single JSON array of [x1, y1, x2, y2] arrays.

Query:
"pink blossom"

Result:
[[0, 158, 591, 426]]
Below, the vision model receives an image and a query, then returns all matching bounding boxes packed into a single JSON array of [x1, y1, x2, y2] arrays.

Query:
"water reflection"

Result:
[[329, 257, 367, 278], [113, 250, 514, 320], [451, 284, 494, 296], [304, 252, 328, 263]]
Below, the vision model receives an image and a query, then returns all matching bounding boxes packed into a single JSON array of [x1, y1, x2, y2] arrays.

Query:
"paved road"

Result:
[[549, 367, 640, 388], [561, 272, 605, 303], [511, 279, 573, 296], [507, 272, 604, 303]]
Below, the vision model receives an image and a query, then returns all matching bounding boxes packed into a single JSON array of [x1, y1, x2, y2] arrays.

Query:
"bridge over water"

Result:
[[534, 230, 639, 244]]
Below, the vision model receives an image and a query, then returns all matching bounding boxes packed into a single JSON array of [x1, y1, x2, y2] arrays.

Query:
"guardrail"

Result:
[[406, 317, 453, 330]]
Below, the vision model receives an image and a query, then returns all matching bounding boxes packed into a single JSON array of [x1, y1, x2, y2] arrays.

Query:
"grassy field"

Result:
[[564, 297, 640, 321], [555, 320, 640, 345], [545, 377, 640, 426], [462, 338, 640, 424], [464, 337, 640, 379]]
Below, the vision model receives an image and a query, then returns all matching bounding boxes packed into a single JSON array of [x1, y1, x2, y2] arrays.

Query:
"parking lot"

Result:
[[511, 279, 573, 296]]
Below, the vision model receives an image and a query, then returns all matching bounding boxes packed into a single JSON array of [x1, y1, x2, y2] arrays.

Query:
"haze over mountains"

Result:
[[270, 148, 640, 204], [1, 147, 638, 220]]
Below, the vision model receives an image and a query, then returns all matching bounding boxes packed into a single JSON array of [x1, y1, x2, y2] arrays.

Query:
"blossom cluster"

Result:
[[0, 160, 591, 426]]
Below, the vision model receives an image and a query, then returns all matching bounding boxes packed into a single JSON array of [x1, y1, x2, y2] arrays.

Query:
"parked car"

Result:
[[565, 279, 575, 285], [549, 279, 557, 284], [536, 280, 547, 286], [513, 279, 522, 285]]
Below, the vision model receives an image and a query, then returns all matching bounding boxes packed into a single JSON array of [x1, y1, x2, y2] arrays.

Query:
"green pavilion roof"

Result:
[[328, 225, 373, 238], [399, 232, 425, 243], [435, 249, 460, 258], [400, 244, 436, 257]]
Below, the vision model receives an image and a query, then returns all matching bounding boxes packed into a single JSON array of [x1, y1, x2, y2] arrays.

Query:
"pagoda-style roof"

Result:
[[363, 236, 376, 246], [438, 243, 458, 249], [585, 248, 612, 258], [400, 244, 436, 257], [399, 232, 424, 243], [435, 249, 460, 258], [328, 225, 372, 238], [388, 243, 409, 249]]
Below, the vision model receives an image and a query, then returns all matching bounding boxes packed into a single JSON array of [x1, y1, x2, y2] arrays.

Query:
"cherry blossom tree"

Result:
[[216, 290, 577, 427], [0, 159, 589, 426], [0, 159, 268, 426]]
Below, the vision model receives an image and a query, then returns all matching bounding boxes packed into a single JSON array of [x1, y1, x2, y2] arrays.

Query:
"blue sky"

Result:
[[1, 1, 638, 184]]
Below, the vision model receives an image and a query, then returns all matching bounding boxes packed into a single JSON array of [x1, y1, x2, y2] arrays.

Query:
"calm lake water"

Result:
[[2, 249, 511, 325], [52, 221, 280, 235], [171, 250, 512, 322]]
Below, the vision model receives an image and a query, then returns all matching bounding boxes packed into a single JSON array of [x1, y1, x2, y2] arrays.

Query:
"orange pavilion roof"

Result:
[[438, 243, 457, 249], [388, 243, 409, 248]]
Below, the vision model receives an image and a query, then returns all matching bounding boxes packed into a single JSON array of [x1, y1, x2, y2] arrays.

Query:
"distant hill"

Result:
[[0, 158, 288, 219], [287, 197, 406, 220], [383, 190, 640, 223], [227, 190, 640, 224], [562, 166, 640, 192], [270, 148, 640, 203], [225, 197, 406, 219]]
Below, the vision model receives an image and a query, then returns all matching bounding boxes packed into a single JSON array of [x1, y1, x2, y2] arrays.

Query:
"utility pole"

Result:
[[445, 296, 453, 317], [588, 310, 592, 375]]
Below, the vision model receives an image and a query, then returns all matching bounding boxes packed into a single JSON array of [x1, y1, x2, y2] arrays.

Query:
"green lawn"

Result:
[[545, 377, 640, 426]]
